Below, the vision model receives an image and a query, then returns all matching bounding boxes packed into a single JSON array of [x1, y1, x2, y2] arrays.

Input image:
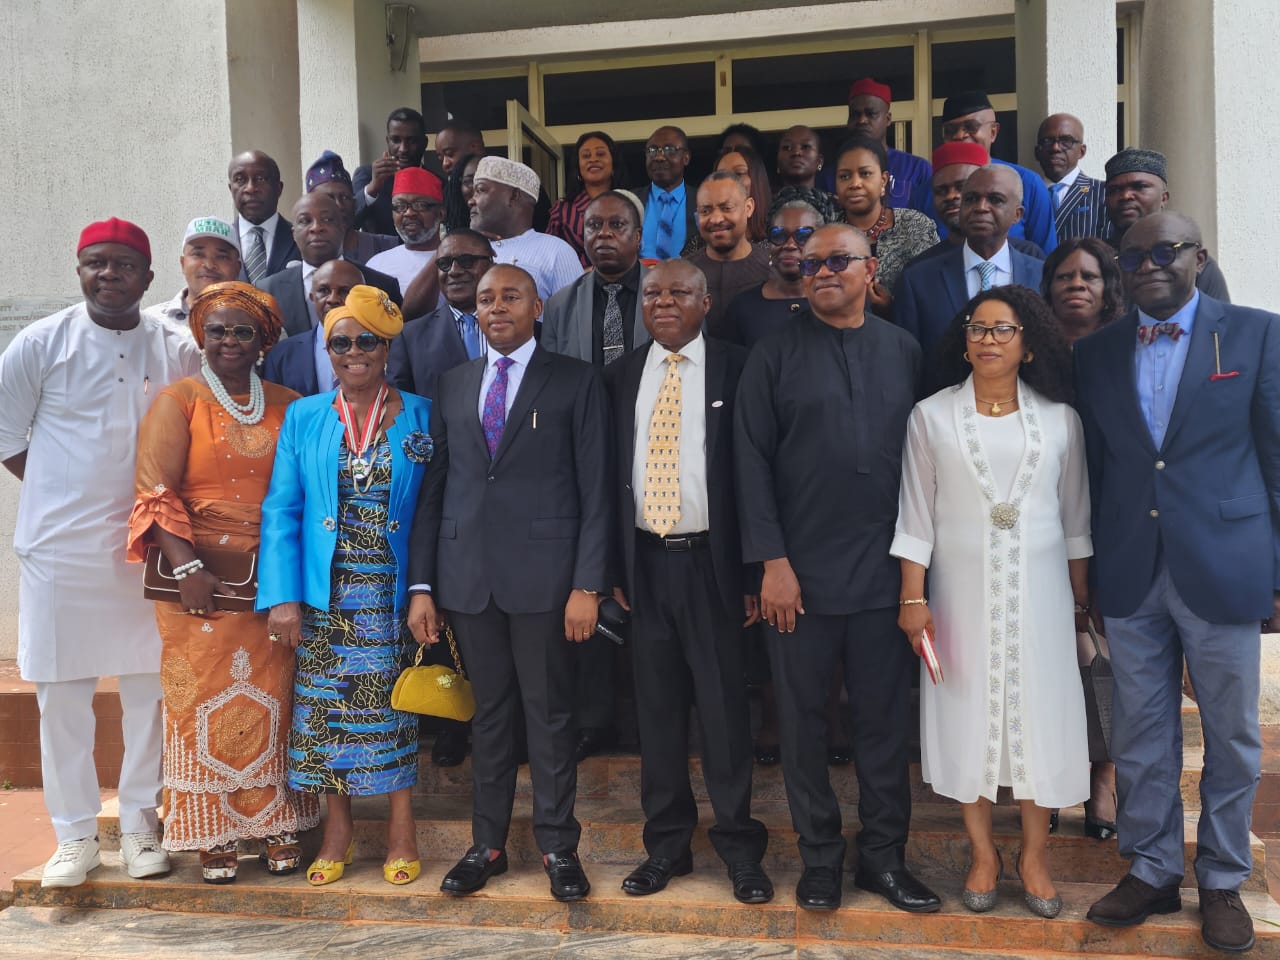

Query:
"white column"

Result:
[[1013, 0, 1117, 178]]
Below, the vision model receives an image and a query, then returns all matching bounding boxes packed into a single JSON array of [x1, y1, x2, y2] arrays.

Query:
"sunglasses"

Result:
[[1114, 241, 1200, 273], [962, 323, 1023, 344], [436, 254, 493, 272], [767, 225, 816, 247], [799, 254, 870, 277], [204, 323, 258, 343], [327, 332, 387, 354]]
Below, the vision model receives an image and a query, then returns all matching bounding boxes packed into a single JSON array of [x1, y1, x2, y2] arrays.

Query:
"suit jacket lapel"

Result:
[[1162, 297, 1223, 451], [620, 348, 646, 477], [704, 340, 727, 467], [460, 357, 489, 457], [573, 278, 593, 362], [942, 252, 969, 315], [492, 347, 552, 466], [1108, 312, 1159, 456]]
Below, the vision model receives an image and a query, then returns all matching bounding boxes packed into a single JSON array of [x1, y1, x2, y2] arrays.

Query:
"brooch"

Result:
[[322, 516, 337, 531], [403, 430, 434, 463]]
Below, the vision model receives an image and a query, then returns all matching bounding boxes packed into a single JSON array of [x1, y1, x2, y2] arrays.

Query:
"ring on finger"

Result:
[[268, 633, 281, 642]]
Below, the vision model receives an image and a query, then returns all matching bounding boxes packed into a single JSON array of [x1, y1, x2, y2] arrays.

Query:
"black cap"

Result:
[[941, 91, 995, 123]]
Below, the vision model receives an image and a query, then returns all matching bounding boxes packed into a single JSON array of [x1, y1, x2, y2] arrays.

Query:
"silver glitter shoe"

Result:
[[1016, 851, 1062, 918], [961, 849, 1002, 913]]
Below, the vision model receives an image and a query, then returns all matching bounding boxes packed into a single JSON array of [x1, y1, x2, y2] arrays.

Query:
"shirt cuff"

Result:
[[408, 583, 432, 594], [365, 185, 377, 201]]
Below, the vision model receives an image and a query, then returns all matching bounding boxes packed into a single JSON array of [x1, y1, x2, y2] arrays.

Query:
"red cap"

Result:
[[392, 167, 443, 201], [77, 217, 151, 263], [931, 142, 990, 170], [848, 77, 892, 105]]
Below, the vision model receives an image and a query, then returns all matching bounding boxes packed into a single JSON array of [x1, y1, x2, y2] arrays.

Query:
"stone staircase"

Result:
[[11, 699, 1280, 957]]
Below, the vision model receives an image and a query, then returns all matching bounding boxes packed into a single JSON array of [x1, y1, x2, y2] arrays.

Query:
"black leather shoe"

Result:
[[440, 845, 507, 895], [621, 854, 692, 896], [796, 865, 842, 911], [431, 724, 468, 767], [1048, 809, 1060, 834], [544, 851, 591, 902], [853, 867, 942, 913], [1199, 887, 1255, 953], [1086, 873, 1182, 926], [729, 861, 774, 904], [574, 727, 617, 762], [827, 744, 852, 766], [753, 742, 780, 766]]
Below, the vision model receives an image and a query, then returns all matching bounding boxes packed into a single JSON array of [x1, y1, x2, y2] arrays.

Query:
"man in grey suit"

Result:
[[407, 265, 611, 904], [1076, 212, 1280, 954]]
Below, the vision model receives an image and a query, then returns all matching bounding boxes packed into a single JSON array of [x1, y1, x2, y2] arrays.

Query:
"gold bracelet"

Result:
[[899, 598, 928, 606]]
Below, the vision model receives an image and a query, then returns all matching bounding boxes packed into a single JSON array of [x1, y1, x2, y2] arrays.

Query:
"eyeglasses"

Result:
[[204, 323, 258, 343], [962, 323, 1023, 343], [1036, 135, 1080, 151], [584, 217, 634, 233], [436, 254, 492, 272], [327, 332, 387, 354], [767, 226, 816, 247], [1114, 241, 1200, 273], [799, 254, 870, 276], [941, 118, 994, 139], [391, 199, 442, 214], [645, 144, 685, 158]]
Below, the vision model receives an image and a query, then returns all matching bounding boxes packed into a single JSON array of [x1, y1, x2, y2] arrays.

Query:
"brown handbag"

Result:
[[142, 545, 259, 612]]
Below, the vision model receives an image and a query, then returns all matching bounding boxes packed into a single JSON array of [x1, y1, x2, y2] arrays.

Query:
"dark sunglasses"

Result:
[[767, 225, 816, 247], [436, 254, 493, 272], [204, 323, 258, 343], [327, 332, 386, 354], [962, 323, 1023, 344], [799, 254, 870, 277], [1114, 241, 1200, 273]]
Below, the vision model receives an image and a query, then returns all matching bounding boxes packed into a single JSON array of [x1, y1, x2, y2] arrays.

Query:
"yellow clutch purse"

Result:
[[391, 623, 476, 721]]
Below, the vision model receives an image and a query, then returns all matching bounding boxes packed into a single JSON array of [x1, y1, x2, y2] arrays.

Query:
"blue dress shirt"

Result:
[[1134, 290, 1200, 449], [641, 183, 688, 260]]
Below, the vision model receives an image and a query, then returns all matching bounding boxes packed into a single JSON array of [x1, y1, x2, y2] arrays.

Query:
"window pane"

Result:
[[421, 76, 528, 131], [545, 63, 716, 126], [930, 38, 1016, 97], [733, 46, 914, 114]]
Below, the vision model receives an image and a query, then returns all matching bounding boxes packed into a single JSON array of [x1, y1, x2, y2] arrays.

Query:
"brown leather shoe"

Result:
[[1086, 873, 1182, 926], [1199, 888, 1255, 953]]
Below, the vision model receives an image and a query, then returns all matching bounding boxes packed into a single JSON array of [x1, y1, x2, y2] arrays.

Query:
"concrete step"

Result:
[[94, 795, 1269, 894], [13, 857, 1280, 959]]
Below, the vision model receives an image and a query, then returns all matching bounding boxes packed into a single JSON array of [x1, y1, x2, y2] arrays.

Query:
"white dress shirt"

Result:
[[962, 240, 1014, 299], [477, 335, 538, 421], [632, 334, 709, 534], [238, 212, 282, 261]]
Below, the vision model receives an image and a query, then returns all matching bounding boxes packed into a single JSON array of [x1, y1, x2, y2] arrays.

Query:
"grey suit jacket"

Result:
[[541, 269, 649, 363]]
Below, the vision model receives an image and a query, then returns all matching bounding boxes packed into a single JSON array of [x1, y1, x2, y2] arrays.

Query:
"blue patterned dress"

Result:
[[287, 437, 419, 795]]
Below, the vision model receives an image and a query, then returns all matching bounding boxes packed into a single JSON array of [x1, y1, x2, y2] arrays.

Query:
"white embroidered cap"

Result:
[[474, 156, 541, 200]]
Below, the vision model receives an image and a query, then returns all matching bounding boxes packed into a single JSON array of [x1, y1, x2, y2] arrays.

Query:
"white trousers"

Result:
[[35, 673, 163, 843]]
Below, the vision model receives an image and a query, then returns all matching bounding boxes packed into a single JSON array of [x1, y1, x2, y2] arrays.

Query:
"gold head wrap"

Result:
[[322, 284, 404, 341], [189, 280, 284, 351]]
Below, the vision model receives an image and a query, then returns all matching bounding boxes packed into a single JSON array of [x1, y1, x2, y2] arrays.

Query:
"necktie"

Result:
[[643, 353, 685, 536], [1137, 321, 1185, 345], [977, 260, 996, 292], [460, 313, 482, 360], [602, 283, 625, 365], [244, 226, 268, 284], [1050, 181, 1066, 210], [481, 357, 514, 458], [655, 191, 679, 260]]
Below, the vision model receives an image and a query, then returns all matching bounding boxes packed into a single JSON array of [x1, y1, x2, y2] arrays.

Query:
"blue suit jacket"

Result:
[[893, 243, 1045, 360], [1074, 296, 1280, 622], [262, 328, 321, 397], [385, 304, 470, 400], [257, 390, 432, 613], [1052, 172, 1107, 241], [909, 157, 1058, 255]]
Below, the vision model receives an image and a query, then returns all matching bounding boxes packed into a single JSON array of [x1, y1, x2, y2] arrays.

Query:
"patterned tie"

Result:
[[482, 357, 514, 458], [1050, 181, 1066, 210], [977, 260, 996, 292], [602, 283, 625, 365], [643, 353, 685, 536], [1137, 322, 1185, 345], [655, 191, 679, 260], [244, 226, 268, 284], [460, 312, 482, 360]]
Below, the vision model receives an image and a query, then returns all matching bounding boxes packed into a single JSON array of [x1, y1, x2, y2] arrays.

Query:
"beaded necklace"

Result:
[[201, 358, 265, 425]]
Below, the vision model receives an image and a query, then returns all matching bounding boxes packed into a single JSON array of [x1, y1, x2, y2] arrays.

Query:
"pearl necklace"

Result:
[[201, 358, 266, 425]]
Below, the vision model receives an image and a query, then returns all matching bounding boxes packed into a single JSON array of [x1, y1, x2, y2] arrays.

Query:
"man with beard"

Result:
[[368, 168, 445, 303], [686, 172, 771, 341], [354, 107, 429, 235]]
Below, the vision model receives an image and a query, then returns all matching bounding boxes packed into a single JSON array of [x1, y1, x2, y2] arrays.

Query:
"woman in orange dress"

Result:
[[128, 281, 320, 883]]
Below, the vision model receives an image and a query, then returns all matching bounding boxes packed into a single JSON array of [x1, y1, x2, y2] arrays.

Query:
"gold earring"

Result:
[[963, 351, 972, 364], [1023, 351, 1034, 364]]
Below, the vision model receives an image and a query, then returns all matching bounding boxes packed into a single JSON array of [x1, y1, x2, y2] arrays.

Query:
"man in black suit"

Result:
[[637, 126, 698, 261], [407, 264, 610, 903], [228, 150, 299, 284], [259, 193, 402, 337], [261, 259, 364, 395], [386, 229, 493, 399], [605, 259, 771, 904], [352, 107, 428, 236]]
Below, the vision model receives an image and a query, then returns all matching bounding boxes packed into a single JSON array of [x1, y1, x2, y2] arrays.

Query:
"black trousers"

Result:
[[571, 632, 616, 731], [447, 599, 580, 854], [766, 606, 912, 872], [631, 536, 768, 865]]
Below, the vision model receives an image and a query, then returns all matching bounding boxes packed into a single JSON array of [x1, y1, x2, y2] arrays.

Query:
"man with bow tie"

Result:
[[1075, 211, 1280, 954]]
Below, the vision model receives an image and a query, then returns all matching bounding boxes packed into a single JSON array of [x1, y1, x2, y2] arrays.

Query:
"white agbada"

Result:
[[891, 377, 1091, 807], [0, 304, 199, 682]]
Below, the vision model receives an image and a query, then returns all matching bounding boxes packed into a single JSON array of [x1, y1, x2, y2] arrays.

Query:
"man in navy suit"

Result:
[[262, 259, 364, 395], [1033, 114, 1106, 241], [1076, 212, 1280, 954], [895, 164, 1044, 364]]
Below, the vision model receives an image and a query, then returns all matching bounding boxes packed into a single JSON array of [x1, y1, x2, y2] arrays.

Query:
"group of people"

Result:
[[3, 74, 1275, 957]]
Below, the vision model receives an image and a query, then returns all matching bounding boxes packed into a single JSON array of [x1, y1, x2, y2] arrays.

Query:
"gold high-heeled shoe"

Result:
[[383, 857, 421, 885], [306, 842, 354, 886]]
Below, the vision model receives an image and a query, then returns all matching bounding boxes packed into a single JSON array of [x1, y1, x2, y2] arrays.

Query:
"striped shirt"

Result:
[[490, 228, 585, 301]]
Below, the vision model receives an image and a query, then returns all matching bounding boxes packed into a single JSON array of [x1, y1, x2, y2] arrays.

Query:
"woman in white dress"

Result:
[[892, 286, 1091, 919]]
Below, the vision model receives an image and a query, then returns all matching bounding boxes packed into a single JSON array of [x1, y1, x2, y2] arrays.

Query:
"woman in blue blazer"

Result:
[[258, 286, 432, 888]]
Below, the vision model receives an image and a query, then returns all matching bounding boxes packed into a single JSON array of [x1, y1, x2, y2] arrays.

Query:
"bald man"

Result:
[[262, 259, 366, 395], [228, 150, 299, 283], [1033, 113, 1106, 241]]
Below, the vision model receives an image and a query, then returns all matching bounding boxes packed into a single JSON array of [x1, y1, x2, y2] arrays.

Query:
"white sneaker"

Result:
[[41, 836, 101, 888], [119, 831, 170, 879]]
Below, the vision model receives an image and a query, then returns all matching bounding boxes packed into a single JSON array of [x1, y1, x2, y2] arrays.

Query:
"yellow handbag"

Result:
[[391, 623, 476, 721]]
